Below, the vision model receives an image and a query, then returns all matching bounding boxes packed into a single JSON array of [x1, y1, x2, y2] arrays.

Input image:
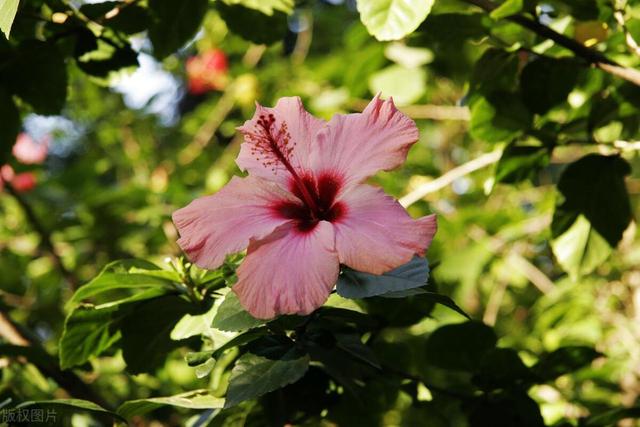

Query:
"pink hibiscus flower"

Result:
[[173, 95, 437, 319]]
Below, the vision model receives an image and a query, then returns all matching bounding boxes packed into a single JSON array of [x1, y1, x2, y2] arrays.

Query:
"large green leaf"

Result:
[[424, 322, 497, 371], [120, 295, 199, 374], [520, 57, 581, 114], [336, 256, 429, 299], [224, 352, 309, 408], [2, 40, 67, 115], [552, 154, 632, 248], [148, 0, 208, 59], [0, 0, 19, 39], [358, 0, 435, 41], [117, 390, 224, 419], [212, 290, 265, 331]]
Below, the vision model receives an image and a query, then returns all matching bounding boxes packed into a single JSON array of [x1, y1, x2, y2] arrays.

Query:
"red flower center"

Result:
[[274, 173, 346, 232], [247, 113, 346, 231]]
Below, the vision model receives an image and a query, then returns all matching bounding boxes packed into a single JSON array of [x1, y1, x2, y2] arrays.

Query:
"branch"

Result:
[[399, 150, 502, 207], [463, 0, 640, 86], [4, 182, 79, 290]]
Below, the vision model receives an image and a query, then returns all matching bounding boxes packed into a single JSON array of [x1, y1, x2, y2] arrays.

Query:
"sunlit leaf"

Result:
[[117, 390, 224, 419], [358, 0, 435, 41]]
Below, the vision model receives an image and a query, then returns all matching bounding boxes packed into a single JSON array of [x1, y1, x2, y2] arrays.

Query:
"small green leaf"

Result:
[[358, 0, 435, 41], [216, 2, 287, 45], [212, 290, 265, 332], [117, 390, 224, 419], [470, 93, 532, 143], [221, 0, 294, 15], [368, 64, 426, 105], [17, 399, 125, 424], [552, 154, 632, 248], [225, 352, 309, 408], [425, 321, 497, 371], [494, 144, 550, 184], [337, 256, 429, 299], [585, 406, 640, 427], [532, 346, 601, 382], [0, 0, 19, 39], [489, 0, 523, 20], [148, 0, 208, 59], [551, 215, 611, 279], [59, 305, 124, 369]]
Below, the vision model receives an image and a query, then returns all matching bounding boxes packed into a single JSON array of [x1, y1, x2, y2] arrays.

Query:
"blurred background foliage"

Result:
[[2, 0, 640, 425]]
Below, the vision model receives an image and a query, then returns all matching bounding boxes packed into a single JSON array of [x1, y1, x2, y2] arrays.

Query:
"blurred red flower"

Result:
[[186, 49, 229, 95], [12, 133, 49, 165]]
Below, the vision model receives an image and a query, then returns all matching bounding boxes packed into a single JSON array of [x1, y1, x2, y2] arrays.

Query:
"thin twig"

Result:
[[4, 182, 79, 290], [399, 150, 502, 207], [463, 0, 640, 86]]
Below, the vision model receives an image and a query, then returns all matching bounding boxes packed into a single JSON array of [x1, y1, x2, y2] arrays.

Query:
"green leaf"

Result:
[[221, 0, 294, 15], [417, 13, 489, 45], [551, 214, 612, 279], [368, 64, 426, 105], [473, 348, 535, 390], [17, 399, 125, 425], [490, 0, 523, 20], [469, 49, 518, 96], [75, 33, 138, 78], [467, 391, 545, 427], [0, 0, 19, 39], [216, 2, 287, 45], [358, 0, 435, 41], [552, 154, 632, 247], [68, 260, 175, 307], [224, 352, 309, 408], [120, 295, 199, 374], [171, 301, 217, 340], [2, 40, 67, 115], [148, 0, 208, 59], [424, 321, 497, 371], [417, 291, 470, 318], [520, 57, 581, 114], [531, 346, 601, 382], [0, 87, 19, 163], [212, 290, 265, 332], [80, 2, 150, 34], [59, 305, 124, 369], [117, 389, 224, 419], [336, 256, 429, 299], [470, 92, 532, 143], [585, 406, 640, 427], [494, 144, 550, 184]]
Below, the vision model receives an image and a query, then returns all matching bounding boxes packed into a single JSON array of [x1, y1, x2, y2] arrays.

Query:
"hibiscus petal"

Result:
[[311, 94, 419, 188], [172, 176, 297, 270], [234, 221, 339, 319], [333, 184, 437, 275], [236, 97, 325, 186]]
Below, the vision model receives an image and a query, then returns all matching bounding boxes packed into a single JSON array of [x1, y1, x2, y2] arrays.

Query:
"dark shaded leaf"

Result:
[[520, 57, 581, 114], [425, 322, 497, 371], [532, 346, 601, 382], [495, 144, 551, 184], [0, 86, 19, 162], [148, 0, 208, 59], [336, 256, 429, 299], [216, 2, 287, 45]]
